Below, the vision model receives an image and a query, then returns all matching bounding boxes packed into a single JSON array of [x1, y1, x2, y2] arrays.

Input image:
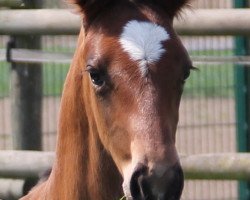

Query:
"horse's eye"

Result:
[[86, 66, 105, 87], [183, 70, 190, 80], [90, 71, 104, 86]]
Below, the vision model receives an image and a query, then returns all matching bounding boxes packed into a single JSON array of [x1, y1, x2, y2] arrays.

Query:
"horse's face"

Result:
[[76, 0, 192, 199]]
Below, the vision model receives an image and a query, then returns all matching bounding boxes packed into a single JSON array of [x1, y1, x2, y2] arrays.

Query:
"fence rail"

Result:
[[1, 151, 250, 180], [1, 49, 250, 65], [0, 9, 250, 35], [182, 154, 250, 180], [0, 49, 73, 63], [2, 151, 250, 199], [0, 151, 54, 179]]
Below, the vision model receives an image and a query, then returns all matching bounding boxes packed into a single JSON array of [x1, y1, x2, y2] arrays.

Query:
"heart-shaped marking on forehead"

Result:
[[119, 20, 170, 75]]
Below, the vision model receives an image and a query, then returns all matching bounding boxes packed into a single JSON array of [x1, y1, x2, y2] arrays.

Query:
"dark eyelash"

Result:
[[190, 65, 198, 71], [183, 66, 197, 81]]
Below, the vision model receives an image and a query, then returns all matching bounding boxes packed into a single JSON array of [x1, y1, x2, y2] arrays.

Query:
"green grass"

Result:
[[0, 62, 69, 98], [183, 49, 235, 98], [0, 62, 9, 98], [43, 63, 69, 96], [0, 49, 236, 98], [189, 49, 233, 56], [183, 63, 234, 97]]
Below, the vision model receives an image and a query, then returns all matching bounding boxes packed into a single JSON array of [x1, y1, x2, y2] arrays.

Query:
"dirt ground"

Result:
[[0, 96, 237, 199]]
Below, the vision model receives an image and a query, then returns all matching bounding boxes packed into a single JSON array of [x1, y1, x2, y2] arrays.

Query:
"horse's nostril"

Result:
[[138, 175, 154, 199], [130, 163, 156, 199], [130, 163, 184, 200], [164, 164, 184, 200], [130, 163, 148, 199]]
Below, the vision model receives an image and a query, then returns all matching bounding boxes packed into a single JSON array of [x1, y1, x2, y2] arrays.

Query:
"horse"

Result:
[[21, 0, 192, 199]]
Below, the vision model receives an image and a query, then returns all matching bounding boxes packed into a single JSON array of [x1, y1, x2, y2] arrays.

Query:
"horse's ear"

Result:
[[153, 0, 190, 19], [69, 0, 112, 25]]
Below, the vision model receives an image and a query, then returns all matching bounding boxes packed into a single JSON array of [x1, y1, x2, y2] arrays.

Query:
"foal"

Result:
[[21, 0, 192, 199]]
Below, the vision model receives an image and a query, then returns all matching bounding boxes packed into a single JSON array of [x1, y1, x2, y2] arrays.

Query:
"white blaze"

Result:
[[119, 20, 170, 75]]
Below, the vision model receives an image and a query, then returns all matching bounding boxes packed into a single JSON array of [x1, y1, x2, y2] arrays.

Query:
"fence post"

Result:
[[10, 0, 43, 151], [9, 0, 43, 195], [234, 0, 250, 199]]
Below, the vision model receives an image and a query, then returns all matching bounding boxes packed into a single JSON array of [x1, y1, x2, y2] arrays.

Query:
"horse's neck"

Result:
[[22, 30, 122, 200], [47, 33, 122, 199]]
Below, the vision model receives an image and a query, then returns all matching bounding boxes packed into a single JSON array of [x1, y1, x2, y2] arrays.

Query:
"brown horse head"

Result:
[[21, 1, 192, 200], [71, 0, 192, 199]]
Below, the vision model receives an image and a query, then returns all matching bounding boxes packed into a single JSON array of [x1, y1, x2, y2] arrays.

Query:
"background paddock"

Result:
[[0, 0, 250, 199]]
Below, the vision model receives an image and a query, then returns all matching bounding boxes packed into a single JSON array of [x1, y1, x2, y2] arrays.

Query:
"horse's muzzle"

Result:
[[129, 163, 184, 200]]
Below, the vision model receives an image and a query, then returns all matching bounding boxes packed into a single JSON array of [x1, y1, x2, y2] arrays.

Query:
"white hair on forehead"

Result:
[[119, 20, 170, 75]]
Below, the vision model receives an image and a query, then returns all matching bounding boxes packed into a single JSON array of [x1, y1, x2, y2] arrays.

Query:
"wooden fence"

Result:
[[1, 7, 250, 200], [1, 151, 250, 199], [1, 151, 250, 180], [2, 48, 250, 65], [0, 9, 250, 35]]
